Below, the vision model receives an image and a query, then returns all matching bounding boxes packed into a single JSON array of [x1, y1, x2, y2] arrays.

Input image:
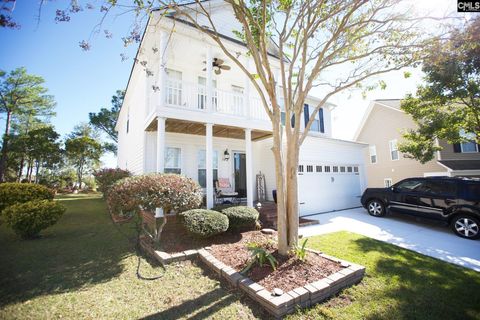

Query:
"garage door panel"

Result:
[[298, 173, 361, 216]]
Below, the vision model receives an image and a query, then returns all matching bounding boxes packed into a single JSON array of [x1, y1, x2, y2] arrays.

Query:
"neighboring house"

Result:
[[354, 99, 480, 188], [116, 1, 367, 216]]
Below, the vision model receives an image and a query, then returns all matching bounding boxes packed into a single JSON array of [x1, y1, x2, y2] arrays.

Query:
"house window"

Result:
[[460, 130, 478, 153], [340, 166, 346, 173], [232, 85, 244, 112], [354, 166, 359, 173], [333, 166, 338, 173], [384, 178, 393, 188], [298, 165, 304, 173], [347, 166, 353, 173], [306, 165, 313, 173], [389, 139, 399, 161], [198, 150, 218, 188], [369, 145, 377, 164], [324, 166, 331, 173], [304, 105, 325, 133], [316, 165, 322, 173], [198, 77, 217, 110], [165, 147, 181, 174], [166, 69, 183, 106]]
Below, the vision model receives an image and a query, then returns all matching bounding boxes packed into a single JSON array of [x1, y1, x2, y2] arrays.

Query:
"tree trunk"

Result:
[[17, 156, 25, 182], [35, 160, 41, 183], [0, 111, 12, 182]]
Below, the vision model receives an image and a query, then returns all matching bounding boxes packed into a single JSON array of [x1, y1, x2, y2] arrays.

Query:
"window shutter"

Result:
[[304, 104, 309, 129], [453, 143, 461, 153], [319, 108, 325, 133], [291, 114, 295, 128]]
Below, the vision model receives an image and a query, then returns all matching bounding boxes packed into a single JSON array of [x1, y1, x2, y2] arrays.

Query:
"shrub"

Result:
[[0, 183, 55, 213], [221, 206, 259, 229], [242, 242, 277, 273], [3, 200, 66, 239], [106, 174, 203, 217], [211, 203, 236, 212], [179, 209, 229, 237], [93, 168, 131, 196]]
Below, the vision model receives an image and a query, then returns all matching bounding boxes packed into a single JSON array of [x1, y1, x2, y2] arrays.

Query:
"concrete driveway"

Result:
[[299, 207, 480, 272]]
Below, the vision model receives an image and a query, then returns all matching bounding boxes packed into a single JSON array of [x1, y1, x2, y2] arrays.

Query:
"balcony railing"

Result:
[[163, 78, 270, 121]]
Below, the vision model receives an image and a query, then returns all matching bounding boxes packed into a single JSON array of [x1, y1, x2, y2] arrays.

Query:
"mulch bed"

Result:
[[156, 216, 342, 292], [209, 231, 343, 292]]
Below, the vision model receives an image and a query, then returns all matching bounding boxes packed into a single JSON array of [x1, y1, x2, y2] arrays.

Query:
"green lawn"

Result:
[[1, 194, 479, 319]]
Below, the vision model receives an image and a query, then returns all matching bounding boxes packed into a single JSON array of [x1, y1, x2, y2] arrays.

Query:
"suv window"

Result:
[[422, 180, 458, 197], [395, 179, 425, 192], [465, 183, 480, 201]]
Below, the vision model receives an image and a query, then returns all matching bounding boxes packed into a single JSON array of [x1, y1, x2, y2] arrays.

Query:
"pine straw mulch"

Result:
[[208, 231, 343, 292]]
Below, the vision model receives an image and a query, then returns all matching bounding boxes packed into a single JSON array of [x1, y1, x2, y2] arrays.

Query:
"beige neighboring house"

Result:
[[354, 99, 480, 188]]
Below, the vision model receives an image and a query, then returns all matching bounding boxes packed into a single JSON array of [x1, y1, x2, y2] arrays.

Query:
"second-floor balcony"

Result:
[[150, 77, 270, 122]]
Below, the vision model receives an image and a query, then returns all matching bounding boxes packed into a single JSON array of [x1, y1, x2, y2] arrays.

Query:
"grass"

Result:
[[1, 194, 479, 319]]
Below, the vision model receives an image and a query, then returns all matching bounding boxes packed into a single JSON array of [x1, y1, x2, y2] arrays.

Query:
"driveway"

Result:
[[299, 207, 480, 272]]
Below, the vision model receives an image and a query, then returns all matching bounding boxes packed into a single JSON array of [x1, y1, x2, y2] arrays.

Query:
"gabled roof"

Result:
[[353, 99, 404, 141]]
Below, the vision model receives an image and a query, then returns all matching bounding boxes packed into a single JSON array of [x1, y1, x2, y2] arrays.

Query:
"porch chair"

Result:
[[213, 178, 239, 205]]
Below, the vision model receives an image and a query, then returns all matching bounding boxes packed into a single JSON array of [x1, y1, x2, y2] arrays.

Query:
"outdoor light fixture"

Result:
[[223, 149, 230, 161]]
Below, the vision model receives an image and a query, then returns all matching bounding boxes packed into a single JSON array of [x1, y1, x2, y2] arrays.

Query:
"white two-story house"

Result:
[[116, 0, 367, 216]]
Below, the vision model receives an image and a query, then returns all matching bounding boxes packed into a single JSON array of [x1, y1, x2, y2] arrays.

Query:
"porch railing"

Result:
[[164, 77, 270, 121]]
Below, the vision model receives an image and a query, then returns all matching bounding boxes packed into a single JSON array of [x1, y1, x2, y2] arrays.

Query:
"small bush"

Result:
[[221, 206, 259, 229], [3, 200, 66, 239], [211, 203, 236, 212], [107, 174, 203, 218], [93, 168, 131, 196], [179, 209, 229, 238], [0, 183, 55, 213]]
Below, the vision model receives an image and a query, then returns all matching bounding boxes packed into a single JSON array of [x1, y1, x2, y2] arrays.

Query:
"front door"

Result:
[[233, 152, 247, 197]]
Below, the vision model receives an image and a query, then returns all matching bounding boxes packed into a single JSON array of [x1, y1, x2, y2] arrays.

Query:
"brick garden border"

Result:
[[140, 240, 365, 318]]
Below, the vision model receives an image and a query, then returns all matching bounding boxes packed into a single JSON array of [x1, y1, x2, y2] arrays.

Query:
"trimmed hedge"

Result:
[[3, 200, 66, 239], [179, 209, 229, 238], [0, 183, 55, 213], [221, 206, 259, 229], [93, 168, 131, 197]]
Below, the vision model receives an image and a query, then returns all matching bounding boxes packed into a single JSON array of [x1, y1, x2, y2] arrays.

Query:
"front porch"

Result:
[[144, 117, 272, 209]]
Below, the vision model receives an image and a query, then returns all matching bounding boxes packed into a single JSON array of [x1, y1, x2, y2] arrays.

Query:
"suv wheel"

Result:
[[451, 214, 480, 239], [367, 199, 386, 217]]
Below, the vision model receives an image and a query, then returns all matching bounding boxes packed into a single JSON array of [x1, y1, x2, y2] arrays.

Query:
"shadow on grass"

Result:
[[352, 236, 480, 320], [0, 196, 136, 308], [140, 261, 270, 320]]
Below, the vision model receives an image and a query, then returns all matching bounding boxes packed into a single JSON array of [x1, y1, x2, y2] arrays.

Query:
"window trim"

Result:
[[389, 139, 399, 161], [164, 146, 182, 174], [369, 145, 377, 164], [384, 178, 393, 188]]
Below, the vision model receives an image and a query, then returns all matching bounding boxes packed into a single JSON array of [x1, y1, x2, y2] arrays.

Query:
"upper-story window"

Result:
[[304, 104, 324, 133], [165, 147, 181, 174], [166, 69, 182, 106], [389, 139, 399, 161], [459, 130, 478, 153], [369, 145, 377, 164], [198, 76, 217, 110]]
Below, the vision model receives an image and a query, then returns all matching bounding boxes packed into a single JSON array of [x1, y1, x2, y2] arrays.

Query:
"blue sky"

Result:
[[0, 1, 141, 167], [1, 0, 456, 166]]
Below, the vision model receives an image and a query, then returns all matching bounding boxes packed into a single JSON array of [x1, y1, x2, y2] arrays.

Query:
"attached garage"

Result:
[[298, 164, 362, 216]]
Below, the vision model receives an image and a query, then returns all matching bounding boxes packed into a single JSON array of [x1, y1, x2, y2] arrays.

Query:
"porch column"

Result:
[[206, 46, 213, 113], [156, 117, 166, 173], [206, 123, 214, 208], [245, 128, 253, 207], [158, 30, 169, 108]]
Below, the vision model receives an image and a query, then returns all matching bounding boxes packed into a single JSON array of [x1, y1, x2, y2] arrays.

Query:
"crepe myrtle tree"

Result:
[[43, 0, 444, 255]]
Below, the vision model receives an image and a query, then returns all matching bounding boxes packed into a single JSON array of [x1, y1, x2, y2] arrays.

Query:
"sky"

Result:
[[0, 0, 457, 167]]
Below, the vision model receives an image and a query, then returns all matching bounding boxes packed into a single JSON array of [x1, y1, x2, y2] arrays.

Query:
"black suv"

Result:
[[361, 177, 480, 239]]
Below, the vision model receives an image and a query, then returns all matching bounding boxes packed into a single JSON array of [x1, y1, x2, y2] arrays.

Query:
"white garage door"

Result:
[[297, 164, 361, 216]]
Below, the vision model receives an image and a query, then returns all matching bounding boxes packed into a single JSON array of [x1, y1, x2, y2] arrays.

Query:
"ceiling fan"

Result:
[[203, 58, 231, 75]]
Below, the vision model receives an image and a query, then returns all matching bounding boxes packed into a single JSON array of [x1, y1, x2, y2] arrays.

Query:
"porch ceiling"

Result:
[[146, 118, 272, 141]]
